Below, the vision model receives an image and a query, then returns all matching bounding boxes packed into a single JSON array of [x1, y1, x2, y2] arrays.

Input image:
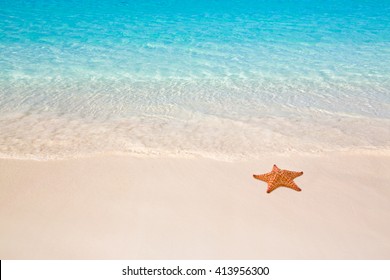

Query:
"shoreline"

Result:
[[1, 147, 390, 162], [1, 152, 390, 259]]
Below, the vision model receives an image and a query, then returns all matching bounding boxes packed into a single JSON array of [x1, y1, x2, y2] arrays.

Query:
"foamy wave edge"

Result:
[[1, 147, 390, 162]]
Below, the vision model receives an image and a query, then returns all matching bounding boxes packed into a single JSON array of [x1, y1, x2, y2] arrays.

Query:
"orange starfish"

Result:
[[253, 165, 303, 193]]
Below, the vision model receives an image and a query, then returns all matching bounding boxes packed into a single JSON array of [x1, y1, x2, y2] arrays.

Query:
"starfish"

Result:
[[253, 165, 303, 193]]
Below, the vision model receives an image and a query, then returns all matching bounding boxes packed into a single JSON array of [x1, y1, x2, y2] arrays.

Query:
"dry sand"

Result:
[[0, 153, 389, 259]]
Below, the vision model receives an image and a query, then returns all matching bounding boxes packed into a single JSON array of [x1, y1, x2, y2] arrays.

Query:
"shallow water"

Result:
[[1, 0, 390, 160]]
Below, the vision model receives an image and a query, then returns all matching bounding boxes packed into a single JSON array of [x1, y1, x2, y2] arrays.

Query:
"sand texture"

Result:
[[0, 153, 389, 259]]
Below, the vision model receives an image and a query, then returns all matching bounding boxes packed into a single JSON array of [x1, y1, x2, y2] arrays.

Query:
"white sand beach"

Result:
[[0, 153, 389, 259]]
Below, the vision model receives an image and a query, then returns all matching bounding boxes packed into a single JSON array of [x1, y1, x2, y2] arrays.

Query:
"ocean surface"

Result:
[[1, 0, 389, 160]]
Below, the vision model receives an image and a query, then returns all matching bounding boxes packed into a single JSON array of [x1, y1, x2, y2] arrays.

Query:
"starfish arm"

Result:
[[272, 164, 280, 172], [284, 170, 303, 179], [266, 183, 278, 193], [284, 180, 302, 192], [253, 172, 273, 182]]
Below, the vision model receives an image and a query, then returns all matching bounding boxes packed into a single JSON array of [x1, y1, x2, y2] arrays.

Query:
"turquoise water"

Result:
[[1, 0, 390, 159]]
